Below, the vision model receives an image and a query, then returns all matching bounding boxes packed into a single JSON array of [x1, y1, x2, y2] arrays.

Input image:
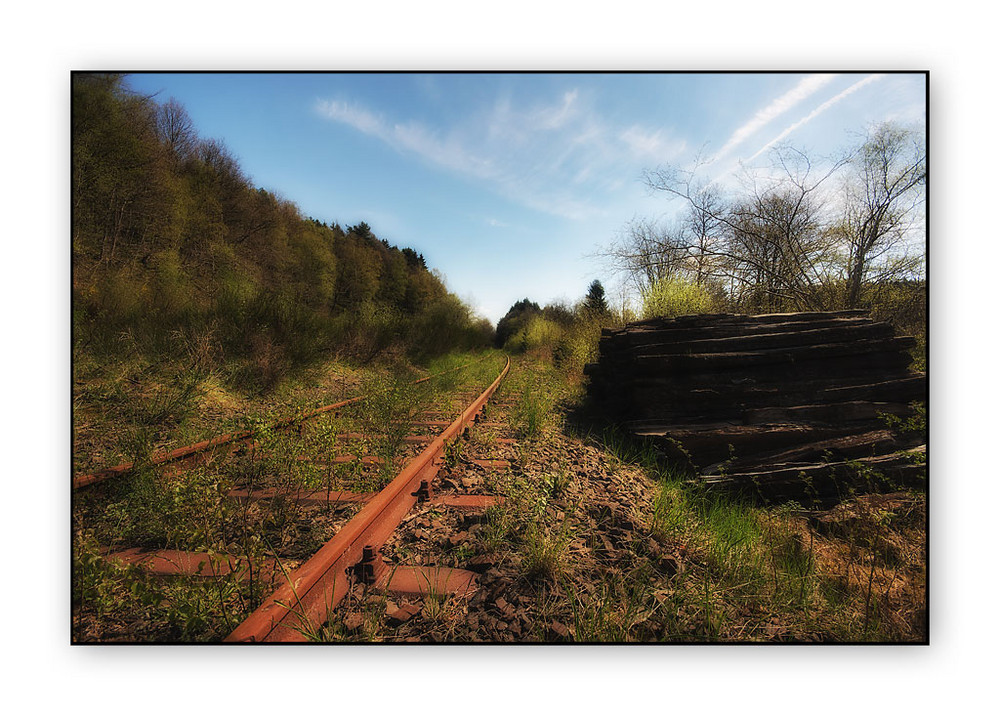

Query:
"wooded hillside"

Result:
[[72, 74, 492, 391]]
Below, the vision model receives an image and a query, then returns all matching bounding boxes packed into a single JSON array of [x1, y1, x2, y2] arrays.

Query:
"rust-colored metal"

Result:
[[73, 358, 488, 490], [105, 548, 276, 582], [380, 566, 479, 598], [353, 545, 389, 586], [72, 396, 362, 489], [228, 487, 499, 510], [413, 479, 434, 501], [313, 454, 392, 465], [332, 433, 436, 444], [227, 487, 374, 505], [427, 494, 503, 512], [225, 356, 510, 643], [470, 417, 506, 428]]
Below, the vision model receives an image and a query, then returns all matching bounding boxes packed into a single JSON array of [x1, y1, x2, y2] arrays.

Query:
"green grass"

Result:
[[73, 349, 507, 642], [575, 385, 924, 642], [74, 350, 924, 643]]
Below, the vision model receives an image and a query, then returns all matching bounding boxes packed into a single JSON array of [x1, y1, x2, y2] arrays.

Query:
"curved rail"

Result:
[[225, 355, 510, 643], [73, 355, 491, 490]]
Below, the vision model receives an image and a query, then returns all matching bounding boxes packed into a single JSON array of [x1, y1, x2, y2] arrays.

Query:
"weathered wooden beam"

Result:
[[697, 446, 927, 503], [630, 322, 895, 356], [698, 429, 907, 475], [634, 337, 916, 373], [604, 317, 877, 349], [588, 311, 926, 503]]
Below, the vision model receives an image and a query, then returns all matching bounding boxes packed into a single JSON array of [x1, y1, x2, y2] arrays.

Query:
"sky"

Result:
[[124, 71, 926, 325]]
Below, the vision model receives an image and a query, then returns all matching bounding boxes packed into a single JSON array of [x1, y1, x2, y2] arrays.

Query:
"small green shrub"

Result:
[[641, 277, 717, 319], [506, 316, 564, 356]]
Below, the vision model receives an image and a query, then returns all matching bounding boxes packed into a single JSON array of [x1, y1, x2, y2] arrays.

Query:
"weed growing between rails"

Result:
[[72, 350, 505, 642]]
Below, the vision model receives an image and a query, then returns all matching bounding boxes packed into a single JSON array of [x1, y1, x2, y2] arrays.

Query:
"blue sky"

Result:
[[125, 72, 926, 324]]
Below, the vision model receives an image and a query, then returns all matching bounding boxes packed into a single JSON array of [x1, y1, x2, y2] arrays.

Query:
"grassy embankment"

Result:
[[476, 353, 926, 642]]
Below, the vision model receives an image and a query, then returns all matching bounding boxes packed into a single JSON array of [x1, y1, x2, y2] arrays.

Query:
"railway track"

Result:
[[73, 357, 490, 490], [73, 355, 516, 642], [226, 357, 510, 642]]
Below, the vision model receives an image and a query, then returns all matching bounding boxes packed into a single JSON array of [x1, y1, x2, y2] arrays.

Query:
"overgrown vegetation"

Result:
[[72, 75, 503, 641], [73, 73, 492, 396], [519, 361, 924, 642], [72, 76, 926, 643], [460, 359, 924, 643], [72, 352, 505, 641], [492, 280, 624, 387], [640, 277, 719, 319]]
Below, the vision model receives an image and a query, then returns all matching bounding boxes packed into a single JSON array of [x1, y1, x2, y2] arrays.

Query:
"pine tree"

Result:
[[583, 280, 609, 316]]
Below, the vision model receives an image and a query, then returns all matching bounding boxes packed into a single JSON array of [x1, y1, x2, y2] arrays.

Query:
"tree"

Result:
[[725, 186, 831, 312], [155, 98, 195, 159], [643, 144, 843, 312], [582, 280, 609, 316], [682, 183, 727, 287], [401, 247, 426, 270], [834, 122, 926, 308], [495, 298, 541, 348], [598, 217, 690, 293], [347, 221, 374, 241], [603, 120, 925, 320], [72, 73, 172, 266], [541, 301, 575, 326]]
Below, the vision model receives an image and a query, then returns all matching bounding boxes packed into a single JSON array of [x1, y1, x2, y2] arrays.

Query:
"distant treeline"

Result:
[[72, 74, 492, 390]]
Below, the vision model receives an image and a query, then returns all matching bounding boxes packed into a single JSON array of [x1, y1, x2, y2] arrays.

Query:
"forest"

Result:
[[72, 73, 493, 393]]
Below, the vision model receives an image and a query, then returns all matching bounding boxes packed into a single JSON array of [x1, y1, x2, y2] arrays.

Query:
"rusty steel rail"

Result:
[[73, 356, 490, 490], [225, 356, 510, 643]]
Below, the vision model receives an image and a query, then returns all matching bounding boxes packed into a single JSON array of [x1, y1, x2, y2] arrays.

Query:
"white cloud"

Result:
[[702, 74, 889, 188], [316, 89, 685, 221], [713, 74, 838, 161], [315, 99, 386, 139], [619, 125, 687, 161], [531, 89, 579, 130], [746, 74, 885, 162]]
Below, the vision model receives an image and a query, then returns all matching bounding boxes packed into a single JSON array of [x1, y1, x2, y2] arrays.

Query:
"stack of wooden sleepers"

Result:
[[585, 310, 927, 504]]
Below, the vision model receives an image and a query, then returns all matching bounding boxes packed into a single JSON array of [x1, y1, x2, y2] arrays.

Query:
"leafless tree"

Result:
[[681, 183, 727, 287], [597, 216, 691, 293], [834, 122, 926, 308], [155, 98, 196, 159], [644, 145, 844, 312], [607, 125, 925, 315]]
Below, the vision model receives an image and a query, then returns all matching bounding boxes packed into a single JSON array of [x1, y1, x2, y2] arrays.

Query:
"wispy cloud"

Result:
[[713, 74, 837, 161], [316, 90, 685, 221], [316, 100, 387, 141], [532, 90, 579, 130], [704, 74, 887, 187], [316, 99, 497, 180], [745, 74, 885, 162], [619, 125, 687, 159]]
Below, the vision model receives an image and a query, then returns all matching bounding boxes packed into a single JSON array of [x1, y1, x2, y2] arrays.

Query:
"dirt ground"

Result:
[[72, 358, 927, 643]]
